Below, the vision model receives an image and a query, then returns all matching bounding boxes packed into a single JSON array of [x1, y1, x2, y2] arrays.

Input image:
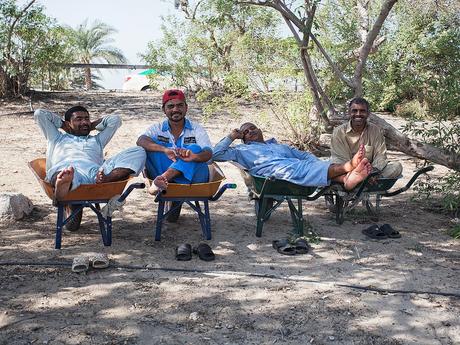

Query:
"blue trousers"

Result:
[[145, 144, 209, 184]]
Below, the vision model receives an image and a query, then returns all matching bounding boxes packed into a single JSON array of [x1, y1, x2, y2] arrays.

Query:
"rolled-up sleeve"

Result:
[[34, 109, 62, 142], [96, 115, 122, 147], [213, 137, 238, 161]]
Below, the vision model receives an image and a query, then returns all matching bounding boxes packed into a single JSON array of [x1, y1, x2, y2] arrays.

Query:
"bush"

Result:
[[395, 100, 427, 119]]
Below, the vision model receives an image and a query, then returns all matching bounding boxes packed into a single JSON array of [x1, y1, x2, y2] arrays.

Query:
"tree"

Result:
[[237, 0, 460, 172], [65, 19, 126, 90]]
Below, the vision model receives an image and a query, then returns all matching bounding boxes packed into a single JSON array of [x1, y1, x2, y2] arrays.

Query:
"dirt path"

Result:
[[0, 91, 458, 345]]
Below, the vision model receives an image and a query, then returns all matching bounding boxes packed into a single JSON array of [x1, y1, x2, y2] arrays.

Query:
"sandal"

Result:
[[362, 224, 387, 240], [72, 256, 89, 273], [272, 239, 296, 255], [176, 243, 192, 261], [90, 253, 110, 269], [294, 238, 310, 254], [380, 224, 401, 238], [193, 243, 215, 261]]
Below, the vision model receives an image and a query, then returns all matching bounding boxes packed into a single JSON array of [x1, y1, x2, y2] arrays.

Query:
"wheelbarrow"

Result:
[[324, 165, 434, 224], [233, 162, 331, 237], [28, 158, 145, 249], [145, 162, 236, 241]]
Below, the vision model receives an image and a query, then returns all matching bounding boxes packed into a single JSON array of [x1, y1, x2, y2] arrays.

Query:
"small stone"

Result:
[[189, 312, 199, 321], [328, 336, 335, 341]]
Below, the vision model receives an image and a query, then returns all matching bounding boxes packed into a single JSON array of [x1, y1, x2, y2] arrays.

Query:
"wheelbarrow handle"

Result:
[[384, 165, 434, 197], [209, 183, 237, 201], [118, 182, 145, 202]]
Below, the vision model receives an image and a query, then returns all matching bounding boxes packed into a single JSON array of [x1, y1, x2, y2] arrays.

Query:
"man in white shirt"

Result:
[[137, 89, 212, 191], [35, 106, 146, 200]]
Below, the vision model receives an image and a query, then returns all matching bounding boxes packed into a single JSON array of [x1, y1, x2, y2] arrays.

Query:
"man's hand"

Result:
[[176, 148, 197, 162], [90, 118, 103, 131], [229, 129, 244, 141], [61, 120, 72, 134], [164, 147, 177, 162]]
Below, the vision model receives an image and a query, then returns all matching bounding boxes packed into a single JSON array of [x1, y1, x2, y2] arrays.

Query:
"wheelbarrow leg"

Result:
[[155, 200, 166, 241], [335, 194, 345, 224], [194, 201, 208, 239], [55, 204, 64, 249], [203, 200, 211, 240], [256, 197, 268, 237]]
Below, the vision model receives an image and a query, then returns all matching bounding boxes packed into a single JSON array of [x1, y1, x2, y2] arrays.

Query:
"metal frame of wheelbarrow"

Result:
[[54, 183, 145, 249], [153, 183, 237, 241], [233, 162, 331, 238], [325, 166, 434, 224]]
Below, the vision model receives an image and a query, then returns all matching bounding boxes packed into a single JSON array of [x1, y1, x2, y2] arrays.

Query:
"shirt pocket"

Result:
[[364, 145, 373, 161]]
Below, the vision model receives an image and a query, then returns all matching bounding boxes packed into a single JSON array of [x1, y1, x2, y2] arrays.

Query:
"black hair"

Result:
[[348, 97, 370, 112], [64, 105, 89, 121]]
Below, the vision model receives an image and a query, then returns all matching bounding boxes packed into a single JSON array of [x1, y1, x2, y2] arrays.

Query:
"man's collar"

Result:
[[161, 119, 192, 132], [346, 119, 367, 134]]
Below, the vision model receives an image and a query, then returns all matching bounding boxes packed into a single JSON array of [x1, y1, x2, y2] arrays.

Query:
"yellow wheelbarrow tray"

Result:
[[145, 162, 236, 241]]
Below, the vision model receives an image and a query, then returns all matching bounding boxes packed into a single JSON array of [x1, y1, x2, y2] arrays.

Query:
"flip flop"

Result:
[[272, 239, 296, 255], [362, 224, 387, 240], [72, 256, 89, 273], [90, 253, 110, 269], [193, 243, 215, 261], [176, 243, 192, 261], [294, 238, 310, 254], [380, 224, 401, 238]]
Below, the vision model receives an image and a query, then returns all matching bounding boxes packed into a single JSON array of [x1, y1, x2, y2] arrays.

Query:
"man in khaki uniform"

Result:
[[331, 97, 402, 179]]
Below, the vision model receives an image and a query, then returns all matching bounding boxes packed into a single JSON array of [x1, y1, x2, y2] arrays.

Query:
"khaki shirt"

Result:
[[331, 121, 388, 171]]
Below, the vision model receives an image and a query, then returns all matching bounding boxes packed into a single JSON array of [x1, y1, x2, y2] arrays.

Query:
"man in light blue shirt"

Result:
[[35, 106, 146, 200], [213, 122, 372, 190], [137, 89, 212, 191]]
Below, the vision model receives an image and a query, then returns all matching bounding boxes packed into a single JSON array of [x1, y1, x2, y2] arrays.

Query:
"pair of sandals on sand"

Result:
[[362, 224, 401, 240], [72, 253, 110, 273], [272, 238, 310, 255], [176, 243, 215, 261]]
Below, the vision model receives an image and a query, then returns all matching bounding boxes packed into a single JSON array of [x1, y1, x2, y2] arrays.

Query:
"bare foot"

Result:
[[351, 144, 365, 169], [55, 166, 74, 200], [148, 175, 169, 195], [95, 169, 105, 184], [344, 158, 372, 190]]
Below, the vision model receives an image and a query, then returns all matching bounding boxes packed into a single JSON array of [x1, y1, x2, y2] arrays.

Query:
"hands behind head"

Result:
[[61, 120, 73, 134], [229, 129, 244, 141]]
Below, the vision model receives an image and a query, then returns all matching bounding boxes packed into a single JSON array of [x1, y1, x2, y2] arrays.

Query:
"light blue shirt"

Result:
[[213, 137, 332, 187], [34, 109, 121, 181]]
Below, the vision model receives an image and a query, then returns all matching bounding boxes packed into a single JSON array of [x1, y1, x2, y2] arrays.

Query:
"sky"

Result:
[[33, 0, 180, 89]]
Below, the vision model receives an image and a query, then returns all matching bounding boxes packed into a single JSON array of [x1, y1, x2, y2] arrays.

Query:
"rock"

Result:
[[189, 312, 199, 321], [0, 193, 33, 220]]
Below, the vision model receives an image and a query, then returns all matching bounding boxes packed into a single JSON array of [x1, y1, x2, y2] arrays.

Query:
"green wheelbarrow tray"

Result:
[[233, 162, 331, 237], [326, 165, 434, 224]]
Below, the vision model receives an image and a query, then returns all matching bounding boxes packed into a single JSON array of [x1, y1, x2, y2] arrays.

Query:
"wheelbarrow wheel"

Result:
[[335, 195, 345, 225], [365, 195, 381, 221], [166, 201, 182, 223], [325, 194, 337, 213], [65, 204, 83, 231]]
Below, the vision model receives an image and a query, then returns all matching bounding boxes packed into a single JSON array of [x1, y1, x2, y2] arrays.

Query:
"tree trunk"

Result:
[[328, 114, 460, 171], [84, 67, 92, 90]]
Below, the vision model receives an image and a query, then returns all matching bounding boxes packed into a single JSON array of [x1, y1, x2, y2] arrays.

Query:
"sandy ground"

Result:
[[0, 91, 459, 345]]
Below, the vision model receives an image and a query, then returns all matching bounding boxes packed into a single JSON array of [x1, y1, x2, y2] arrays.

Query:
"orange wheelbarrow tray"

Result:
[[28, 158, 145, 249], [145, 162, 236, 241]]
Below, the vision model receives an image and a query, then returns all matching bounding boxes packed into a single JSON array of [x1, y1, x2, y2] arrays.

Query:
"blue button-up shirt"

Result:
[[213, 137, 331, 186]]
